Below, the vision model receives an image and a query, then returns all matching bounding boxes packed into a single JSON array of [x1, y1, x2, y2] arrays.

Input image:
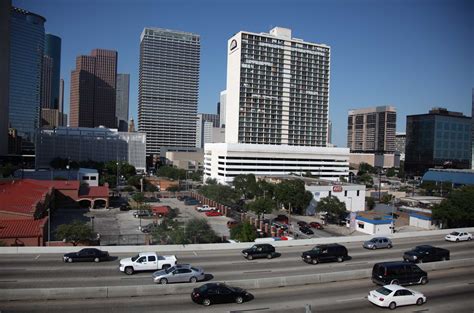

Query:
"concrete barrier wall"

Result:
[[1, 227, 473, 255], [1, 258, 473, 302]]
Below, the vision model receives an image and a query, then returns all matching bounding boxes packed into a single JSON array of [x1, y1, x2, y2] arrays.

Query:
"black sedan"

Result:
[[63, 248, 109, 263], [191, 283, 252, 306], [300, 226, 314, 235]]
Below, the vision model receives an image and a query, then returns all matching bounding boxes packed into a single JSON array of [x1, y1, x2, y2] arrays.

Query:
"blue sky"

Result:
[[15, 0, 473, 147]]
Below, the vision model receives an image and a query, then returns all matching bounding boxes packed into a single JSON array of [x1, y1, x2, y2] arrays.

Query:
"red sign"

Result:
[[332, 185, 343, 192]]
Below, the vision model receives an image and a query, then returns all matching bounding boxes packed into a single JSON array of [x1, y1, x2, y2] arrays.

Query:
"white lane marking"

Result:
[[34, 255, 40, 260], [193, 251, 198, 256], [336, 297, 365, 303]]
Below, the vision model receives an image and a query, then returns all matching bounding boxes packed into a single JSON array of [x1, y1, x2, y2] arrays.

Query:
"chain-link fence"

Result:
[[99, 234, 148, 246]]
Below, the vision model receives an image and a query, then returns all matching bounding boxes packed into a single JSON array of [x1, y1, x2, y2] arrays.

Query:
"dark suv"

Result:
[[403, 245, 450, 263], [372, 261, 428, 286], [242, 244, 276, 260], [302, 244, 348, 265]]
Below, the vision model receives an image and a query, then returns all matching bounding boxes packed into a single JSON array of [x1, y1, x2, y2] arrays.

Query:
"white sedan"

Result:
[[368, 285, 426, 310], [445, 231, 472, 242]]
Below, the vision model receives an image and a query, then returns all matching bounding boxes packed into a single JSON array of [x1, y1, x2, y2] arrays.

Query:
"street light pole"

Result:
[[47, 208, 51, 246]]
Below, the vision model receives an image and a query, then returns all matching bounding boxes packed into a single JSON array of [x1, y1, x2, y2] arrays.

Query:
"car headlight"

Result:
[[413, 256, 417, 259]]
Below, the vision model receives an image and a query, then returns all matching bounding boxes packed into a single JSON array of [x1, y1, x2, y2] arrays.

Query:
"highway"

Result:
[[0, 267, 473, 312], [0, 235, 472, 290]]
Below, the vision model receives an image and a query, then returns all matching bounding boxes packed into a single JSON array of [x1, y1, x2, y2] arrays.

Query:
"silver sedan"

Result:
[[363, 237, 393, 249], [152, 264, 205, 284]]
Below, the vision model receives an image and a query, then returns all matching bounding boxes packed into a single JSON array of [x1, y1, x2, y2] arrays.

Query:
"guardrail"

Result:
[[0, 227, 473, 254], [1, 258, 473, 301]]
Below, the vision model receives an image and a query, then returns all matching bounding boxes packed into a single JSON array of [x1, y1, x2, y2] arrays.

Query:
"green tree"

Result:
[[233, 174, 259, 199], [127, 175, 141, 188], [247, 197, 276, 219], [357, 162, 376, 175], [274, 179, 313, 215], [398, 161, 406, 180], [185, 218, 219, 244], [358, 173, 374, 187], [432, 186, 474, 228], [381, 194, 394, 204], [386, 167, 396, 177], [166, 185, 180, 192], [55, 220, 93, 246], [366, 197, 376, 210], [317, 196, 347, 224], [205, 178, 218, 185], [255, 180, 275, 199], [230, 221, 257, 242], [131, 192, 145, 209], [199, 183, 240, 207], [0, 163, 17, 177]]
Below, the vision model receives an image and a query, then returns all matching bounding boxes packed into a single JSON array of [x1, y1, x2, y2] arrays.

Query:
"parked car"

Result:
[[184, 199, 200, 206], [227, 220, 239, 228], [133, 210, 154, 218], [372, 261, 428, 286], [297, 221, 308, 227], [205, 210, 223, 217], [363, 237, 393, 250], [119, 252, 177, 275], [141, 223, 159, 233], [299, 226, 314, 235], [63, 248, 110, 263], [191, 283, 251, 306], [152, 264, 205, 284], [403, 245, 450, 263], [301, 244, 348, 265], [274, 214, 289, 224], [177, 195, 190, 201], [196, 205, 216, 212], [309, 221, 323, 229], [272, 222, 288, 231], [242, 244, 276, 260], [445, 231, 472, 242], [119, 203, 131, 211], [368, 285, 426, 310]]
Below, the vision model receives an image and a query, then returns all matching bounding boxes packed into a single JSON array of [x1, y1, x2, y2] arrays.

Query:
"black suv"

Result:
[[403, 245, 450, 263], [372, 261, 428, 286], [242, 244, 276, 260], [302, 244, 348, 264]]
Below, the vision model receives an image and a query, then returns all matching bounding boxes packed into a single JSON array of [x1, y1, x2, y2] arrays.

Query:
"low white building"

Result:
[[305, 180, 366, 212], [409, 213, 433, 229], [203, 143, 350, 185], [355, 215, 393, 235], [77, 168, 99, 187]]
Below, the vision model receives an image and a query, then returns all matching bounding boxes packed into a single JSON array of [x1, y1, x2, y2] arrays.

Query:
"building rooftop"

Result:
[[0, 218, 47, 239], [423, 168, 474, 186], [257, 175, 361, 187]]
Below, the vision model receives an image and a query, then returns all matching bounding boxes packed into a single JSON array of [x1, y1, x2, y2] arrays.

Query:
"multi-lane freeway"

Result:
[[0, 235, 473, 312]]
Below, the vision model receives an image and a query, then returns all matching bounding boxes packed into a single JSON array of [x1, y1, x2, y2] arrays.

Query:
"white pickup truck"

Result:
[[196, 204, 216, 212], [119, 252, 177, 275]]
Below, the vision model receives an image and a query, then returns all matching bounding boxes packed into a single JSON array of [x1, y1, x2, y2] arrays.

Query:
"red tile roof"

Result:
[[79, 186, 109, 198], [152, 206, 170, 215], [0, 218, 47, 238], [0, 180, 53, 215]]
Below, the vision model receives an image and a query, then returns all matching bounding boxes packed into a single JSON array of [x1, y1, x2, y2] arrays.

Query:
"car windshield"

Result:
[[198, 284, 210, 292], [165, 266, 176, 274], [376, 287, 393, 296], [414, 246, 426, 253], [369, 238, 377, 243], [450, 232, 459, 236], [312, 247, 321, 252], [131, 254, 139, 262]]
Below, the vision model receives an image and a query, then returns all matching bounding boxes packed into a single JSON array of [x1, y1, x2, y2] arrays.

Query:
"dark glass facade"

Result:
[[405, 109, 471, 175], [44, 34, 61, 109], [9, 7, 46, 154]]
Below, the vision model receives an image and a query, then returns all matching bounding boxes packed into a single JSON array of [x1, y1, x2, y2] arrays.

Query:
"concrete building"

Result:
[[116, 73, 129, 132], [405, 108, 471, 175], [349, 152, 400, 169], [9, 7, 46, 154], [44, 34, 61, 109], [164, 150, 204, 170], [327, 120, 332, 145], [395, 132, 406, 161], [203, 143, 349, 185], [225, 27, 330, 146], [220, 90, 227, 128], [138, 28, 200, 156], [70, 49, 118, 129], [0, 0, 11, 155], [422, 168, 474, 186], [347, 106, 396, 153], [196, 113, 221, 148], [355, 213, 393, 235], [35, 127, 146, 171], [40, 109, 64, 129], [59, 78, 65, 125]]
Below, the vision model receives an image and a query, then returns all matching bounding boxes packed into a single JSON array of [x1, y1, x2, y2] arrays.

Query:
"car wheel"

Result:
[[372, 245, 377, 250], [159, 278, 168, 285], [267, 254, 273, 259], [190, 276, 197, 283], [202, 298, 211, 306], [387, 244, 392, 249], [125, 267, 134, 275], [311, 258, 318, 265], [389, 302, 396, 310], [420, 277, 428, 285], [94, 257, 100, 263], [456, 238, 459, 242], [248, 255, 253, 260], [235, 296, 243, 304], [337, 256, 343, 263], [468, 237, 472, 241], [162, 264, 171, 269], [67, 258, 73, 263], [391, 279, 399, 285], [416, 298, 424, 305]]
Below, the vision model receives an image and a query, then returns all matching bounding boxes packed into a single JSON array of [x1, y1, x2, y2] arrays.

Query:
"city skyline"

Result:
[[13, 0, 474, 147]]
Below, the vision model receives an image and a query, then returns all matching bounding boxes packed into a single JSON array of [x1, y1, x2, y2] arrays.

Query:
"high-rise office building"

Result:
[[327, 120, 332, 144], [44, 34, 61, 109], [472, 88, 474, 169], [9, 7, 46, 154], [0, 0, 11, 156], [70, 49, 117, 128], [59, 78, 66, 126], [116, 73, 130, 131], [347, 106, 396, 153], [405, 108, 471, 175], [41, 55, 52, 109], [219, 90, 227, 128], [395, 133, 406, 155], [225, 27, 330, 146], [196, 113, 220, 148], [138, 28, 200, 156]]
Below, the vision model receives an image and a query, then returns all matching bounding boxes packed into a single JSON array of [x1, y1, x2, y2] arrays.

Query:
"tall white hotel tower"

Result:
[[205, 27, 349, 184]]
